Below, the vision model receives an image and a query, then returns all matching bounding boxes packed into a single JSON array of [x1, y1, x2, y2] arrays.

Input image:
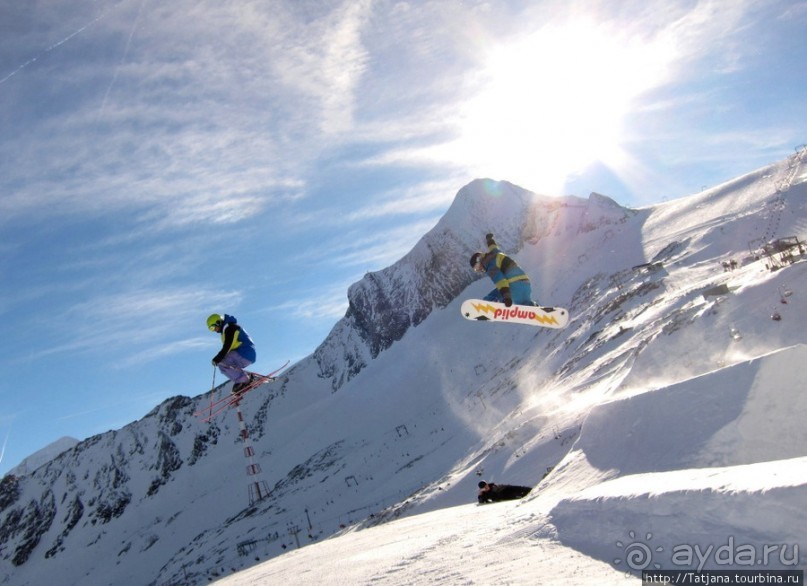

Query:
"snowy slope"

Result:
[[5, 437, 78, 478], [1, 152, 806, 586]]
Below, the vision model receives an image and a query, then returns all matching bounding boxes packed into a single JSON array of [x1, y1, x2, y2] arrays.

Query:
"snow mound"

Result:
[[551, 458, 806, 572], [549, 344, 807, 570]]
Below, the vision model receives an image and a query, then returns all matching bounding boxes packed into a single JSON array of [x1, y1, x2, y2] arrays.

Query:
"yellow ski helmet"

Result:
[[206, 314, 223, 331]]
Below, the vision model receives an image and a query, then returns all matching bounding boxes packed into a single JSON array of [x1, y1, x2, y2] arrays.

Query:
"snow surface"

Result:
[[215, 499, 636, 585], [2, 153, 807, 586], [215, 350, 807, 586]]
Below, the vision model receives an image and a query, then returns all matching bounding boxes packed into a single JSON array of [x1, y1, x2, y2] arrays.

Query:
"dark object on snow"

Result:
[[632, 261, 664, 272], [477, 481, 532, 504], [702, 283, 731, 299]]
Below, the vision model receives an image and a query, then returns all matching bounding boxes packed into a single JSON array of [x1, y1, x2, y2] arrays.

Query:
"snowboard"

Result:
[[461, 299, 569, 329]]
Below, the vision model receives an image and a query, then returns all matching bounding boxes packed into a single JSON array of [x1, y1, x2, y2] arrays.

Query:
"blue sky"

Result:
[[1, 0, 805, 475]]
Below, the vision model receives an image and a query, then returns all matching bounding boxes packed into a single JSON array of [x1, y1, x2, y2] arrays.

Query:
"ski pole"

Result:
[[207, 365, 217, 419]]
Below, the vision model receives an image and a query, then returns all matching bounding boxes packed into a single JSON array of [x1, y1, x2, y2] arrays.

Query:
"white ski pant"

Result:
[[217, 352, 252, 384]]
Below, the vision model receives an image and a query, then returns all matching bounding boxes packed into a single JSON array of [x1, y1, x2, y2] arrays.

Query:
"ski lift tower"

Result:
[[232, 398, 271, 505]]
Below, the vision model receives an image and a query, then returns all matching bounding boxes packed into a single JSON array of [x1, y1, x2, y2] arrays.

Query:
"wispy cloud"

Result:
[[0, 430, 10, 468], [1, 0, 786, 234], [291, 217, 440, 271], [0, 0, 483, 245], [27, 287, 242, 363], [268, 1, 372, 135], [271, 281, 353, 322], [0, 0, 376, 232], [654, 0, 758, 74], [777, 1, 807, 19], [118, 336, 211, 368], [0, 2, 114, 86], [342, 180, 458, 222]]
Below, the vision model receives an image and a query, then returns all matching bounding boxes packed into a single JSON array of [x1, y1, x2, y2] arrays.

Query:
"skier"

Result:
[[469, 233, 537, 307], [207, 313, 257, 395], [477, 480, 532, 504]]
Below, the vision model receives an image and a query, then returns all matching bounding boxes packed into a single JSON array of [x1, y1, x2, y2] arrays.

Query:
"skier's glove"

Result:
[[211, 358, 219, 366], [501, 287, 513, 307]]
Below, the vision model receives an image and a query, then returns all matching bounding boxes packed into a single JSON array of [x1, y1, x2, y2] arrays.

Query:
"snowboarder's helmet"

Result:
[[469, 252, 482, 269], [478, 481, 488, 489], [206, 314, 224, 331]]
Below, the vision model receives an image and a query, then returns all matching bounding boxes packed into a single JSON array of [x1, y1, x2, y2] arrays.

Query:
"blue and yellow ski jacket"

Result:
[[213, 314, 256, 363]]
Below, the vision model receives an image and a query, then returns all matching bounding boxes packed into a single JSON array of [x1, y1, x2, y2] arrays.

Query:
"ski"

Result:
[[194, 374, 266, 419], [263, 359, 291, 379], [194, 360, 290, 421]]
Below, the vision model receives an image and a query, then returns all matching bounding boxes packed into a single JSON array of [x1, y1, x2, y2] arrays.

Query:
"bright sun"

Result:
[[450, 20, 673, 194]]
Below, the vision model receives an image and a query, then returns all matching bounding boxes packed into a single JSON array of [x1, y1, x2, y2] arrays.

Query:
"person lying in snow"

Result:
[[477, 480, 532, 504]]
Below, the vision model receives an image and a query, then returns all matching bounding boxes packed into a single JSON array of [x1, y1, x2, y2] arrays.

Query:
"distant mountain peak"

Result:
[[7, 436, 79, 477], [312, 179, 638, 391]]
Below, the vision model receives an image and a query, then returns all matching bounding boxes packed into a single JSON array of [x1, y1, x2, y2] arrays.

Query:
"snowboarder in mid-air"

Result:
[[469, 233, 537, 307], [207, 313, 256, 395]]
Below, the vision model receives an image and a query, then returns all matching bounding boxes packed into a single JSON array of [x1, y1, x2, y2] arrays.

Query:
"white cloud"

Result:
[[271, 281, 352, 321], [118, 336, 211, 367], [0, 0, 376, 230], [342, 179, 459, 222], [28, 287, 242, 362], [269, 1, 372, 135], [291, 217, 438, 272]]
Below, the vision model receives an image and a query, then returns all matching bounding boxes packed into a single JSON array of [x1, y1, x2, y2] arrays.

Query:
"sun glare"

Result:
[[451, 20, 672, 194]]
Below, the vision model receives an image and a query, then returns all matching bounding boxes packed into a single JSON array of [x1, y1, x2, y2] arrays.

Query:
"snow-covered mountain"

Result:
[[5, 437, 79, 479], [314, 180, 635, 391], [1, 153, 806, 586]]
